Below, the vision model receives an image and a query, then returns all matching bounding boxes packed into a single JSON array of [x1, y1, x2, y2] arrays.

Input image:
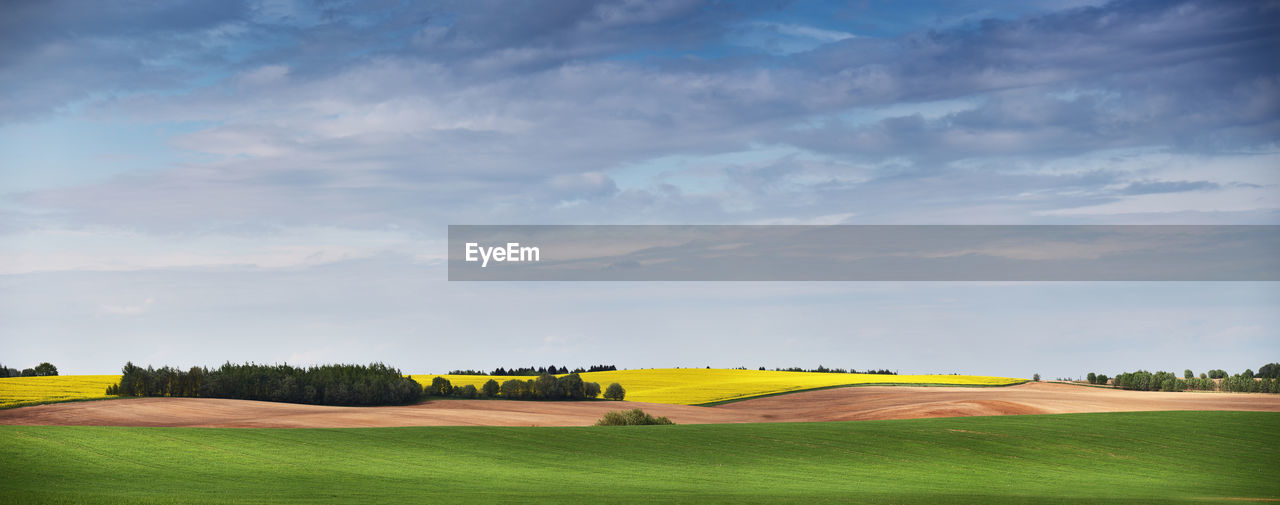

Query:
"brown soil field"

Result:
[[2, 382, 1278, 428]]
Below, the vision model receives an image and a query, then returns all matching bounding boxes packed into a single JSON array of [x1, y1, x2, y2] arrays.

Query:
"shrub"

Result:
[[595, 408, 674, 426], [603, 382, 626, 401]]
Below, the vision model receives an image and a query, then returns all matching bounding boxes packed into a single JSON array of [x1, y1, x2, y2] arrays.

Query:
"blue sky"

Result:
[[1, 0, 1277, 376]]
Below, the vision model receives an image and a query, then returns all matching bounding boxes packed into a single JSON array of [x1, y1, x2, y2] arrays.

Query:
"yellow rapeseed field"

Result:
[[413, 368, 1025, 405], [6, 369, 1023, 408], [0, 375, 120, 409]]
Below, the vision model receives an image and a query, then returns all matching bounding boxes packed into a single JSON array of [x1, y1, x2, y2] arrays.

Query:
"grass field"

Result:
[[1, 411, 1275, 504], [417, 368, 1026, 405], [0, 375, 119, 409]]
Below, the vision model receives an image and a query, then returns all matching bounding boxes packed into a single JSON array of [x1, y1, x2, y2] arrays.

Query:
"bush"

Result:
[[603, 382, 626, 401], [595, 408, 673, 426]]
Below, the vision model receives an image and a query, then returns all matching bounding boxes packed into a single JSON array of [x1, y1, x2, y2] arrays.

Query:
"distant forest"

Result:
[[448, 365, 618, 376], [108, 362, 422, 406], [446, 365, 899, 375]]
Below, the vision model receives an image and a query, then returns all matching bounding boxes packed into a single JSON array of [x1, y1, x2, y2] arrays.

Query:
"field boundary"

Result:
[[694, 380, 1031, 407], [0, 396, 121, 411]]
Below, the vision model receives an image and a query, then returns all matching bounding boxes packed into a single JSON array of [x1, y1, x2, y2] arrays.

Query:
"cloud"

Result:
[[101, 297, 154, 316], [1120, 180, 1220, 195], [2, 0, 1277, 250]]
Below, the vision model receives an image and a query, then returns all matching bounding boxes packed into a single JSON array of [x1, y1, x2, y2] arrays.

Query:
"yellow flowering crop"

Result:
[[4, 369, 1023, 409], [413, 368, 1025, 405], [0, 375, 120, 409]]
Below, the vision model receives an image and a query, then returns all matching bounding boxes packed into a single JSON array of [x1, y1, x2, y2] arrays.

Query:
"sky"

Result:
[[1, 0, 1277, 378]]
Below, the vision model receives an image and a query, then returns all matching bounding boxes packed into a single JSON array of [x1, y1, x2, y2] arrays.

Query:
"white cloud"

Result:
[[101, 297, 153, 316]]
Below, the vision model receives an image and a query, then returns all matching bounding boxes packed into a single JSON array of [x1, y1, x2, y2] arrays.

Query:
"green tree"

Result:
[[557, 373, 585, 399], [1032, 373, 1040, 382], [1086, 372, 1097, 384], [532, 373, 562, 399], [1184, 369, 1194, 379], [481, 379, 500, 398], [429, 376, 453, 397], [583, 381, 601, 399], [603, 382, 626, 401], [499, 379, 527, 399]]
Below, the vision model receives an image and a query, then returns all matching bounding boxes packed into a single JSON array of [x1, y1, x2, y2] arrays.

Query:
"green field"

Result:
[[1, 411, 1276, 504]]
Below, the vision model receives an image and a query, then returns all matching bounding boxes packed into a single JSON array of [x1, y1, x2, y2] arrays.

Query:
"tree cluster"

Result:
[[1085, 372, 1109, 385], [0, 362, 58, 377], [424, 373, 614, 401], [769, 366, 897, 375], [107, 362, 422, 406], [1109, 367, 1279, 393], [595, 408, 673, 426], [450, 364, 619, 376]]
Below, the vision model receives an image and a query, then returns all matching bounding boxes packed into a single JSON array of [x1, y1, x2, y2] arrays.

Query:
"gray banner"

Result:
[[447, 225, 1280, 281]]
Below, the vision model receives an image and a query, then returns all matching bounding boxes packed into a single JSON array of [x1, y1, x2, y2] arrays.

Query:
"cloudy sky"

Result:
[[1, 0, 1277, 377]]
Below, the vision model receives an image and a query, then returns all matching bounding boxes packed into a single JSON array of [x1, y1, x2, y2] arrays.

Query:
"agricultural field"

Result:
[[0, 375, 119, 409], [1, 411, 1276, 504], [417, 368, 1026, 405], [1, 369, 1021, 410]]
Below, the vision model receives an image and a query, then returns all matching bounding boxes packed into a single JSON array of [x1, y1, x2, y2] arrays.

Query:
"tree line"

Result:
[[447, 364, 619, 376], [0, 362, 59, 377], [1092, 364, 1280, 394], [425, 373, 625, 401], [766, 366, 897, 375], [107, 362, 423, 406]]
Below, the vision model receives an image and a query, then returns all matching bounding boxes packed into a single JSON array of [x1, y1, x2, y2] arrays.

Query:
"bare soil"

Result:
[[2, 382, 1277, 428]]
